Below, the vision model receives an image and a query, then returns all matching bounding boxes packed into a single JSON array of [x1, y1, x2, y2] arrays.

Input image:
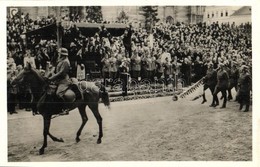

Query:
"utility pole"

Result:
[[56, 6, 62, 49]]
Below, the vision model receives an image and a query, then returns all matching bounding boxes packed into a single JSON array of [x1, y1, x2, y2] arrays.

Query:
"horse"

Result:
[[11, 64, 110, 155]]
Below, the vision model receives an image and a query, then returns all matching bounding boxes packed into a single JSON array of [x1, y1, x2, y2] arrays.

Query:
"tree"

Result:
[[140, 6, 160, 32], [86, 6, 103, 23]]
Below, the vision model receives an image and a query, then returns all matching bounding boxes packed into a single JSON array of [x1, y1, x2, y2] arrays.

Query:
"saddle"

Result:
[[46, 79, 83, 102]]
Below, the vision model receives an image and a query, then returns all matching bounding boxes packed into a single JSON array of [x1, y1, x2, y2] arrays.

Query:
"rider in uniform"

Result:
[[48, 48, 73, 115]]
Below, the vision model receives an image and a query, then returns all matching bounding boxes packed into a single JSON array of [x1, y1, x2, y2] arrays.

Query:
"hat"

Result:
[[70, 42, 76, 48], [232, 62, 238, 67], [208, 62, 213, 67], [218, 63, 224, 67], [241, 65, 249, 70], [59, 48, 68, 56]]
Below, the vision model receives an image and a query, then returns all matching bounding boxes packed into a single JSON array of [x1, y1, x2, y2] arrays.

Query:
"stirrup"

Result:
[[59, 109, 70, 115]]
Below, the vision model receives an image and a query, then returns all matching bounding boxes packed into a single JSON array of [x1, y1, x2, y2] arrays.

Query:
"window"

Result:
[[226, 11, 228, 16], [212, 13, 214, 18], [221, 12, 223, 17], [208, 14, 210, 18]]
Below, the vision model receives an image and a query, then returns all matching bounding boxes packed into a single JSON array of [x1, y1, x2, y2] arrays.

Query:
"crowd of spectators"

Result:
[[7, 10, 252, 114]]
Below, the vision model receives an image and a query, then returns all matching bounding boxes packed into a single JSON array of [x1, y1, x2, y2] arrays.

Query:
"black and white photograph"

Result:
[[1, 0, 260, 166]]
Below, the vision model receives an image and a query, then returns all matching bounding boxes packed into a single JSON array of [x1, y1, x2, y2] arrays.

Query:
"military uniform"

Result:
[[49, 56, 71, 98], [212, 65, 229, 108], [131, 53, 141, 80], [48, 48, 79, 115], [202, 65, 217, 105], [109, 56, 118, 83], [237, 67, 251, 112], [228, 65, 239, 100]]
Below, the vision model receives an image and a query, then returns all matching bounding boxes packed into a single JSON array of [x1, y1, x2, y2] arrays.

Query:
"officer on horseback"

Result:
[[48, 47, 73, 115]]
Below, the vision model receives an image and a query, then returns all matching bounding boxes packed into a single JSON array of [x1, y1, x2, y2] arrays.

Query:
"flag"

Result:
[[10, 8, 18, 18]]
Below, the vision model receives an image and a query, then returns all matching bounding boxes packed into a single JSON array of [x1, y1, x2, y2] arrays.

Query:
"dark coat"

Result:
[[216, 69, 229, 90], [204, 69, 217, 87]]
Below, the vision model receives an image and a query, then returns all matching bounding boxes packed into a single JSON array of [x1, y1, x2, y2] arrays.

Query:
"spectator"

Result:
[[23, 49, 36, 68], [131, 49, 141, 80]]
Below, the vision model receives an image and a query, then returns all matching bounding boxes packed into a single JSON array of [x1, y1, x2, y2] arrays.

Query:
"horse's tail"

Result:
[[100, 85, 110, 108]]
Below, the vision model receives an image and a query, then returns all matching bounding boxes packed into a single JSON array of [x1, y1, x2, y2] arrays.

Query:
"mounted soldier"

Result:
[[47, 47, 79, 115]]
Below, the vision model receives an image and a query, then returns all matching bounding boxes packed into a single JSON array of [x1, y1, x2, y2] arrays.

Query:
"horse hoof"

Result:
[[76, 138, 81, 143], [97, 139, 102, 144], [39, 149, 44, 155]]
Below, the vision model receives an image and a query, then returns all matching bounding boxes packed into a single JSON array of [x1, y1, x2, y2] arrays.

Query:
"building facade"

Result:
[[203, 6, 251, 25], [101, 6, 205, 24], [7, 6, 205, 25]]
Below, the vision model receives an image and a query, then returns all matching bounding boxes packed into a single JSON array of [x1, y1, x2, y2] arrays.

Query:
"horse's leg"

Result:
[[39, 115, 51, 155], [76, 105, 88, 143], [89, 103, 103, 144], [48, 132, 64, 142]]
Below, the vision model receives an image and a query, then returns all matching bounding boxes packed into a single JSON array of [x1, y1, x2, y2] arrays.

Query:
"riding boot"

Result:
[[214, 97, 219, 107], [201, 93, 207, 104], [220, 104, 226, 109], [59, 97, 70, 115], [220, 96, 227, 109], [239, 103, 243, 111], [210, 96, 217, 107], [243, 105, 249, 112], [209, 99, 215, 107], [228, 95, 233, 101]]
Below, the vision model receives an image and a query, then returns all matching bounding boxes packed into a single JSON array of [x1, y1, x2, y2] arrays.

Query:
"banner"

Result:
[[10, 8, 18, 18]]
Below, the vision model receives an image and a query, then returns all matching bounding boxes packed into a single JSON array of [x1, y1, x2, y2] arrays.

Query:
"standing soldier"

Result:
[[228, 62, 240, 100], [237, 65, 251, 112], [212, 63, 229, 108], [163, 57, 172, 86], [155, 53, 164, 80], [101, 53, 110, 87], [201, 62, 217, 106], [131, 49, 141, 80], [109, 52, 118, 87], [144, 51, 153, 81]]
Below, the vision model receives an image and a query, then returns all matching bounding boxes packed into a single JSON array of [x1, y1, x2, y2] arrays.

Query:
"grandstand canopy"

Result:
[[74, 22, 127, 37], [25, 22, 127, 42], [25, 23, 57, 40]]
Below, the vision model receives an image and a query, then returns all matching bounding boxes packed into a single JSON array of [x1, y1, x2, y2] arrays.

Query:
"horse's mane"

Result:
[[13, 63, 46, 89], [29, 68, 45, 83]]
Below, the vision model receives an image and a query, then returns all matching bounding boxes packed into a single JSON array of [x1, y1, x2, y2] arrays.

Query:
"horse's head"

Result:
[[11, 63, 46, 86]]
